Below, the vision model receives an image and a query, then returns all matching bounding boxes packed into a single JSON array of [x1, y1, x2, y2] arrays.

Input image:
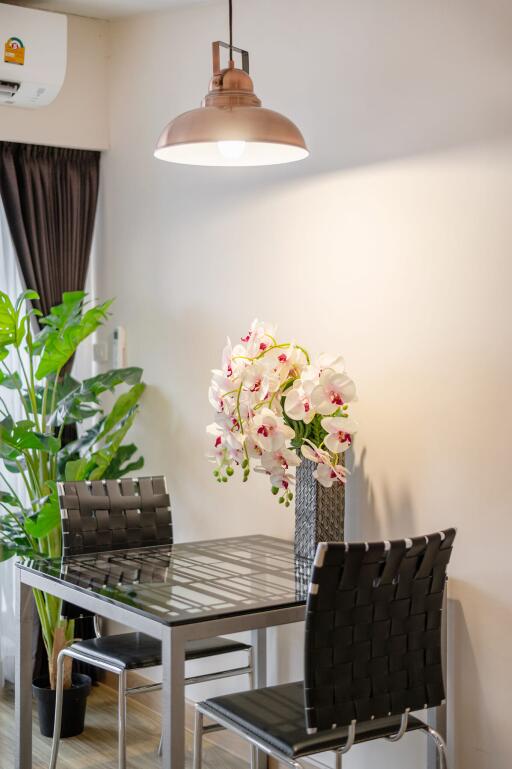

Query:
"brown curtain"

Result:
[[0, 141, 100, 316], [0, 142, 101, 681]]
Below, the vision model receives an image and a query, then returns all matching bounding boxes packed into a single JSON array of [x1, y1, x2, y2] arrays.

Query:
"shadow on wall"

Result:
[[448, 590, 511, 769], [346, 447, 416, 542]]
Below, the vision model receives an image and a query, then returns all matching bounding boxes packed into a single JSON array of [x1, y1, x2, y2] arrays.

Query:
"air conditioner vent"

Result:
[[0, 80, 20, 98]]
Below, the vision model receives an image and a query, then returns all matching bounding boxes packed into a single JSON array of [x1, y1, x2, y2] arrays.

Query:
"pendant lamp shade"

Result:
[[154, 41, 308, 167]]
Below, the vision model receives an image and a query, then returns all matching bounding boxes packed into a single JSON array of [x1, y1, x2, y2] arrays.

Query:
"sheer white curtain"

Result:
[[0, 198, 25, 686]]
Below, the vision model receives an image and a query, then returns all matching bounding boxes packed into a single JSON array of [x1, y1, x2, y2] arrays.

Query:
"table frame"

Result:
[[15, 557, 447, 769], [15, 565, 305, 769]]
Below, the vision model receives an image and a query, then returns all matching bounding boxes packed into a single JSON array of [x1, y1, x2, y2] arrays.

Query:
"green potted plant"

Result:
[[0, 289, 145, 737]]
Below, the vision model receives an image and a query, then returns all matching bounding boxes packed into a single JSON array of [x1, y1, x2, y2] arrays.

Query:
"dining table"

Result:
[[15, 534, 311, 769], [15, 532, 445, 769]]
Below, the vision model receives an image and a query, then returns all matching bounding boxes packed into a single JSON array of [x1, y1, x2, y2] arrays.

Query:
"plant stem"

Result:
[[233, 342, 311, 365], [17, 348, 39, 430]]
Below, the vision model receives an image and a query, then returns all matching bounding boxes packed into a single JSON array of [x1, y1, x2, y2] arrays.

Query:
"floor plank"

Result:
[[0, 682, 248, 769]]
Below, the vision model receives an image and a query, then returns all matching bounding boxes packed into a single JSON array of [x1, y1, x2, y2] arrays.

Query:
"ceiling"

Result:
[[3, 0, 207, 19]]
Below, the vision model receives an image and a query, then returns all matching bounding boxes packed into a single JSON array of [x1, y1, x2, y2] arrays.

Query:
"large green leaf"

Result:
[[17, 431, 61, 454], [102, 443, 144, 479], [49, 374, 100, 425], [0, 543, 18, 562], [35, 293, 112, 379], [88, 410, 138, 480], [0, 490, 19, 506], [0, 418, 60, 457], [15, 290, 40, 312], [50, 369, 143, 428], [58, 418, 105, 464], [3, 458, 22, 473], [64, 457, 90, 482], [0, 371, 22, 390], [83, 368, 143, 396], [0, 289, 40, 351], [24, 486, 60, 539], [0, 292, 17, 348], [0, 417, 20, 460], [103, 383, 145, 434]]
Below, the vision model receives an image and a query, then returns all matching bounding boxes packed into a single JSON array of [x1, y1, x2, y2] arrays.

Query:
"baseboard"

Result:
[[102, 671, 327, 769]]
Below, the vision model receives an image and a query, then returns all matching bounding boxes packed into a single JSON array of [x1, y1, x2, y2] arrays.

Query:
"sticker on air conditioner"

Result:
[[4, 37, 25, 66]]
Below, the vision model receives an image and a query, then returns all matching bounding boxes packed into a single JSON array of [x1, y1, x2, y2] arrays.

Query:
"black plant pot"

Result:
[[32, 673, 91, 738]]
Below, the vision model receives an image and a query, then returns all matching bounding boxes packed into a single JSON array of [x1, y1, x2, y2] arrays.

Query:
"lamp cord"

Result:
[[229, 0, 233, 59]]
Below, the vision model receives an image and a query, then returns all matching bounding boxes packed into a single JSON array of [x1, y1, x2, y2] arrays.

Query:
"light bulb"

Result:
[[217, 140, 246, 161]]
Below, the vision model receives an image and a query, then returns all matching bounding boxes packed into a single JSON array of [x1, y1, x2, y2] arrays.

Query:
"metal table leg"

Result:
[[15, 572, 34, 769], [251, 628, 268, 769], [161, 627, 186, 769]]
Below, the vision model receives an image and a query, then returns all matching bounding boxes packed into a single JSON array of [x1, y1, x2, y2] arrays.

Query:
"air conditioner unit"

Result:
[[0, 3, 67, 108]]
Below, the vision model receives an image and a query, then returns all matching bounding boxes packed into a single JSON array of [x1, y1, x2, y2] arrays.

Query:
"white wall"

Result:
[[99, 2, 512, 768], [0, 13, 109, 150]]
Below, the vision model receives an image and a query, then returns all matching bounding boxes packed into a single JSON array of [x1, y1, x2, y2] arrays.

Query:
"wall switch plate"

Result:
[[113, 326, 127, 368], [93, 341, 108, 364]]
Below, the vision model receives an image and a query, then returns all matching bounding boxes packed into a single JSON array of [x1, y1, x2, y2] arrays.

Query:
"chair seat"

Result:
[[201, 682, 426, 758], [72, 632, 251, 670]]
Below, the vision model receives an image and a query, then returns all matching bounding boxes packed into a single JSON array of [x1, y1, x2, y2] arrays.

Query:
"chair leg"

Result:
[[48, 650, 67, 769], [247, 648, 258, 769], [193, 708, 204, 769], [335, 751, 343, 769], [157, 733, 163, 757], [424, 726, 448, 769], [118, 670, 127, 769]]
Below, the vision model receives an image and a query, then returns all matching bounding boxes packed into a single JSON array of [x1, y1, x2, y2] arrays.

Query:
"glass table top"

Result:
[[18, 535, 312, 626]]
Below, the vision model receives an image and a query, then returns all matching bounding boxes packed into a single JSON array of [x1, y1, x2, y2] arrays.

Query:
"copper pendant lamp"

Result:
[[154, 0, 308, 167]]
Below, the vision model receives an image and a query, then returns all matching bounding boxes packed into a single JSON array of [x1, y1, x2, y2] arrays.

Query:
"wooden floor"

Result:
[[0, 682, 248, 769]]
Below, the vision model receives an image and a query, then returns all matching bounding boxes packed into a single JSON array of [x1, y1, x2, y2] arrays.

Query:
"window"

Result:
[[0, 197, 25, 686]]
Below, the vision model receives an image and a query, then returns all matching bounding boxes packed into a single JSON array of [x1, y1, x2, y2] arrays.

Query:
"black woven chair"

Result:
[[194, 529, 456, 769], [49, 476, 253, 769]]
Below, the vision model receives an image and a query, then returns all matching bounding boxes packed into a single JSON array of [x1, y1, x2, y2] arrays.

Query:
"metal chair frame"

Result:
[[193, 702, 448, 769], [193, 530, 455, 769], [50, 643, 254, 769], [48, 476, 255, 769]]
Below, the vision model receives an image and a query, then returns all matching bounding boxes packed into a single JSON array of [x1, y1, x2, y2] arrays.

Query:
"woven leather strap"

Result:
[[59, 476, 172, 556], [304, 528, 456, 731]]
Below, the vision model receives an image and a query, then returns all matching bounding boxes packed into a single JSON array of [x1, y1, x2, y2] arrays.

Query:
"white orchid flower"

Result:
[[242, 425, 264, 458], [284, 379, 316, 424], [239, 319, 277, 356], [301, 443, 331, 464], [269, 470, 295, 491], [311, 370, 357, 415], [243, 360, 280, 403], [252, 408, 294, 452], [317, 352, 345, 374], [208, 368, 237, 414], [314, 462, 348, 488], [268, 345, 308, 383], [261, 447, 301, 475], [321, 416, 358, 453], [301, 353, 347, 384], [208, 320, 357, 501], [206, 423, 228, 465]]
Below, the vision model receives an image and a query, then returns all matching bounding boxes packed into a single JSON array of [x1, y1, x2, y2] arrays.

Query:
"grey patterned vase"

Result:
[[294, 458, 345, 561]]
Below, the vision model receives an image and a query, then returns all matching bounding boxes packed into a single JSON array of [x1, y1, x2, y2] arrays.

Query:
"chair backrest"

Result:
[[57, 476, 172, 557], [304, 529, 456, 733]]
